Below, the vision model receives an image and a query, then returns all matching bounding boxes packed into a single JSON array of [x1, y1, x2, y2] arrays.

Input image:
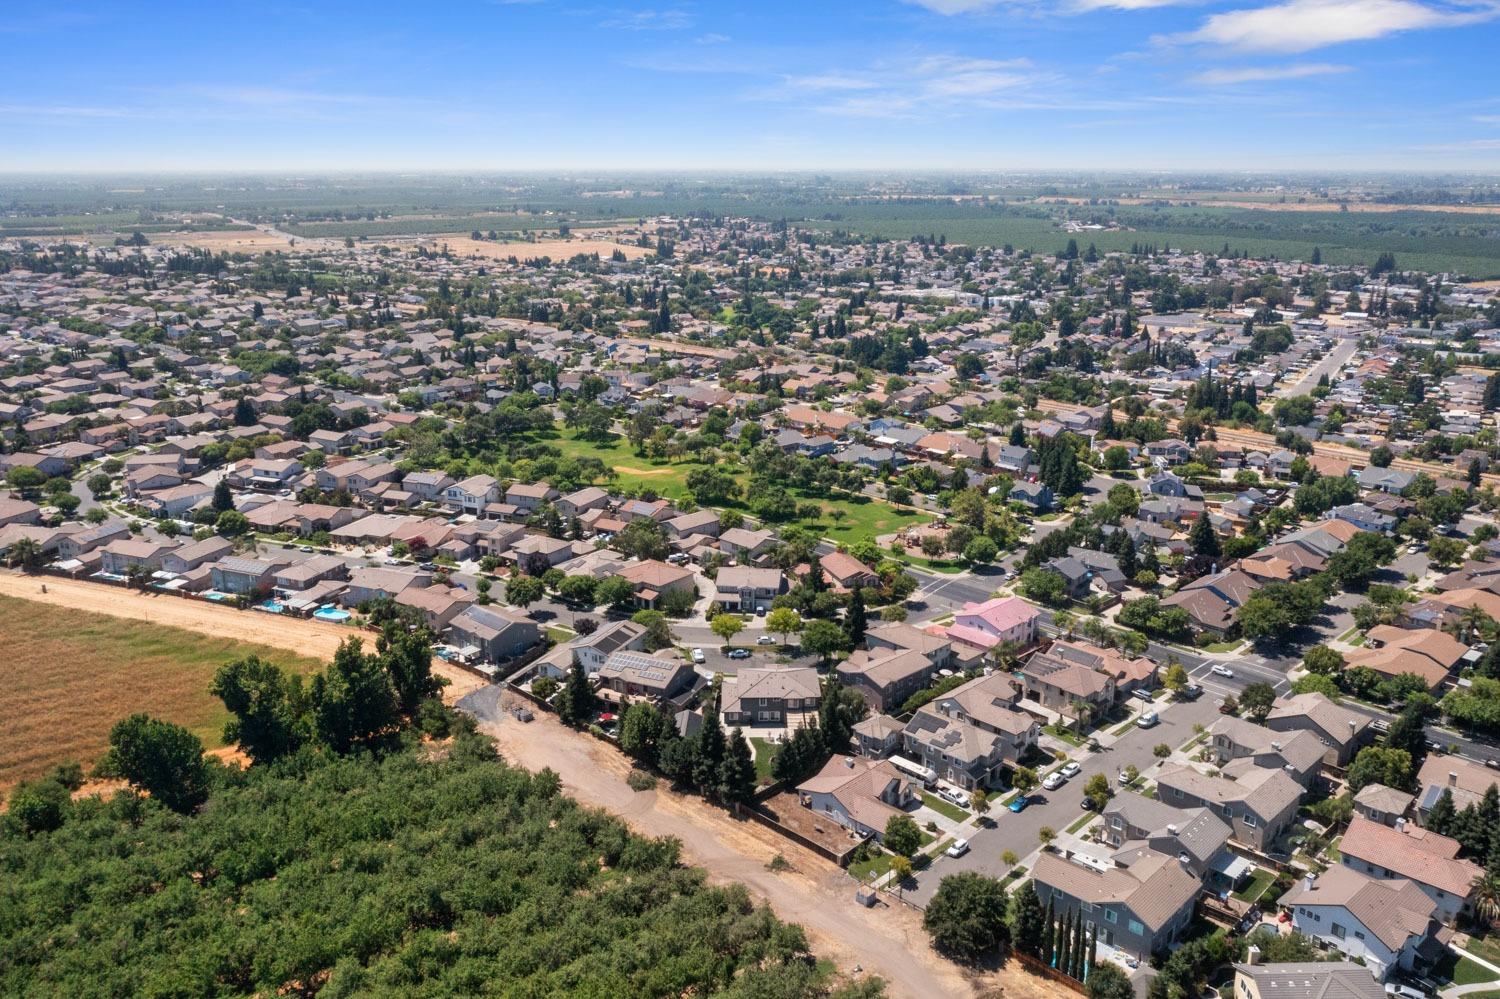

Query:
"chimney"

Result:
[[1303, 873, 1316, 891], [1246, 945, 1261, 966], [1396, 817, 1407, 832], [1271, 741, 1281, 751], [1167, 823, 1178, 835], [1451, 771, 1460, 786], [844, 756, 854, 768]]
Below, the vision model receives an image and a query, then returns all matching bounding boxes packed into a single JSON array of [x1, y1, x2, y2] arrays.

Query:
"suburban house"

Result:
[[900, 708, 1010, 790], [99, 539, 178, 575], [394, 584, 477, 631], [556, 486, 610, 519], [945, 595, 1041, 653], [618, 559, 696, 609], [1045, 639, 1157, 696], [1154, 764, 1303, 851], [341, 566, 431, 606], [796, 756, 917, 842], [444, 474, 501, 514], [713, 565, 785, 612], [1160, 568, 1262, 636], [1337, 814, 1479, 924], [1031, 847, 1200, 960], [1279, 865, 1448, 980], [447, 605, 543, 663], [1352, 783, 1415, 828], [160, 536, 233, 574], [1264, 692, 1373, 766], [720, 667, 821, 726], [1019, 650, 1116, 723], [1416, 755, 1499, 820], [926, 671, 1039, 762], [819, 551, 879, 591], [537, 620, 648, 679], [209, 556, 287, 595], [1345, 626, 1470, 693], [1208, 716, 1327, 787], [595, 651, 696, 703], [1232, 960, 1384, 999], [1099, 792, 1234, 883]]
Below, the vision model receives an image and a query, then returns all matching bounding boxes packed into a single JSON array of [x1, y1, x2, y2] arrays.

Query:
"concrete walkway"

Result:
[[1439, 943, 1500, 998]]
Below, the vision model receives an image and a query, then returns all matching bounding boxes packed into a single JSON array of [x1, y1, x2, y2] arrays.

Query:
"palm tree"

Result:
[[1473, 870, 1500, 927], [7, 536, 41, 571]]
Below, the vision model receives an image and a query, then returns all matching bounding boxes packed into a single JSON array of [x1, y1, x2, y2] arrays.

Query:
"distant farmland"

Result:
[[0, 595, 322, 790]]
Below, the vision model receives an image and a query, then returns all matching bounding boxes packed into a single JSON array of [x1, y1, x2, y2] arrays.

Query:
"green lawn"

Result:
[[750, 738, 781, 784], [1044, 724, 1085, 746], [1065, 812, 1095, 835], [1468, 934, 1500, 967], [920, 791, 971, 823], [1433, 950, 1500, 987], [1232, 867, 1278, 903], [540, 428, 931, 546], [1199, 639, 1246, 654]]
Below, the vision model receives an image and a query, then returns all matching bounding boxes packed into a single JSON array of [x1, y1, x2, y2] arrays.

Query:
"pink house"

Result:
[[946, 596, 1041, 652]]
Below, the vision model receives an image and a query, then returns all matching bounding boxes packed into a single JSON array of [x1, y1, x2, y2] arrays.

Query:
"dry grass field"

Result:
[[0, 593, 323, 791], [132, 229, 308, 251], [413, 234, 654, 261]]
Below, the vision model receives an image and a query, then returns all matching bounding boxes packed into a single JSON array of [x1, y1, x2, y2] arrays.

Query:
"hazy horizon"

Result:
[[3, 0, 1499, 173]]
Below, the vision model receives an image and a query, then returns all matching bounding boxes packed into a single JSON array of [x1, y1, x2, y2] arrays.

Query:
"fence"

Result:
[[1012, 954, 1087, 995], [738, 803, 864, 868]]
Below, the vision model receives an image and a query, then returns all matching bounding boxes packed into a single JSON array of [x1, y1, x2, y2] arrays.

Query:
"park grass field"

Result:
[[0, 594, 323, 791], [542, 428, 931, 546]]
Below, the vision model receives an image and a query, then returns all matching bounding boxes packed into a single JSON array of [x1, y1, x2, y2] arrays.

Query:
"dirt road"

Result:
[[0, 573, 483, 703], [468, 688, 1045, 999]]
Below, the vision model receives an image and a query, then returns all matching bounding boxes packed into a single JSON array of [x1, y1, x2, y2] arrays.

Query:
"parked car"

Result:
[[937, 784, 971, 809], [1211, 665, 1234, 678], [1136, 711, 1159, 729], [757, 635, 776, 645], [299, 545, 314, 553], [1118, 769, 1133, 785], [1007, 795, 1029, 813], [1179, 683, 1203, 700], [1132, 688, 1154, 703], [1060, 761, 1081, 778], [1385, 985, 1425, 999], [1043, 772, 1066, 791], [691, 648, 706, 664], [946, 838, 970, 858], [727, 648, 750, 660]]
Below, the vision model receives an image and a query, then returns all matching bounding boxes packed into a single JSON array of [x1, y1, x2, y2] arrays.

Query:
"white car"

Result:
[[691, 648, 706, 664], [1211, 665, 1235, 678], [757, 635, 776, 645], [1136, 711, 1159, 729], [1042, 772, 1066, 791], [946, 838, 970, 858], [937, 785, 971, 809], [1060, 761, 1081, 779]]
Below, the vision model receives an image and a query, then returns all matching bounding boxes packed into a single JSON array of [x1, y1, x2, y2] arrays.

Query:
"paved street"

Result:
[[904, 693, 1223, 905]]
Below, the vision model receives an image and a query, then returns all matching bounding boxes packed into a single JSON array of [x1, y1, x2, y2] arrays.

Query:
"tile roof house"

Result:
[[1415, 755, 1499, 820], [1280, 865, 1449, 980], [1099, 792, 1233, 881], [1020, 650, 1116, 722], [1345, 626, 1469, 693], [900, 708, 1010, 790], [1231, 961, 1385, 999], [926, 671, 1038, 761], [945, 595, 1041, 653], [618, 559, 696, 609], [1337, 814, 1479, 924], [796, 756, 917, 842], [1209, 716, 1327, 787], [1160, 567, 1262, 636], [1154, 764, 1303, 851], [720, 667, 821, 726], [1265, 692, 1373, 766], [596, 651, 696, 703], [1032, 847, 1200, 960], [448, 604, 543, 664]]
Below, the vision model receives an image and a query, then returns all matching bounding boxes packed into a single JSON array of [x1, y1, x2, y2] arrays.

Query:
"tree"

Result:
[[86, 472, 113, 499], [558, 660, 596, 727], [818, 678, 866, 749], [233, 395, 257, 426], [693, 699, 727, 798], [6, 465, 46, 496], [971, 788, 990, 819], [211, 478, 235, 513], [630, 609, 675, 651], [556, 574, 598, 606], [6, 776, 72, 835], [1083, 773, 1113, 810], [801, 618, 852, 664], [884, 814, 923, 857], [685, 466, 741, 506], [210, 656, 305, 765], [845, 587, 868, 645], [890, 854, 913, 887], [6, 536, 41, 570], [1012, 765, 1039, 794], [310, 638, 398, 754], [1019, 567, 1068, 606], [1303, 645, 1345, 675], [771, 723, 827, 784], [963, 535, 999, 565], [1087, 961, 1134, 999], [1347, 745, 1415, 793], [719, 728, 758, 805], [379, 626, 440, 715], [1473, 869, 1500, 927], [1163, 661, 1189, 695], [1188, 513, 1221, 558], [922, 872, 1009, 963], [596, 575, 636, 610], [214, 509, 249, 537], [1008, 880, 1048, 957], [766, 607, 802, 646], [506, 574, 544, 609], [710, 613, 745, 649], [1239, 682, 1276, 722], [1384, 697, 1434, 767], [1428, 535, 1467, 569], [102, 714, 210, 814]]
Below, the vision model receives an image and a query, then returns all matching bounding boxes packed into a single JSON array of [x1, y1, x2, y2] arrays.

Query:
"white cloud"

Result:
[[599, 8, 692, 30], [903, 0, 1006, 12], [1167, 0, 1499, 52], [771, 55, 1062, 118], [1191, 62, 1351, 84]]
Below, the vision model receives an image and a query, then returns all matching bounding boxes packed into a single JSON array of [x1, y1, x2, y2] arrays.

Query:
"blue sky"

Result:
[[2, 0, 1497, 172]]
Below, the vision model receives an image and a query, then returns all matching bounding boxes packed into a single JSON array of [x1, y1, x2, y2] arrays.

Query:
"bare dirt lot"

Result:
[[471, 688, 1051, 999], [409, 234, 654, 261], [0, 574, 484, 789], [139, 229, 305, 251]]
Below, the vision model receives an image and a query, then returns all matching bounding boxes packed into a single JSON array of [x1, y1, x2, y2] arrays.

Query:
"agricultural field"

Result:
[[0, 594, 322, 790]]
